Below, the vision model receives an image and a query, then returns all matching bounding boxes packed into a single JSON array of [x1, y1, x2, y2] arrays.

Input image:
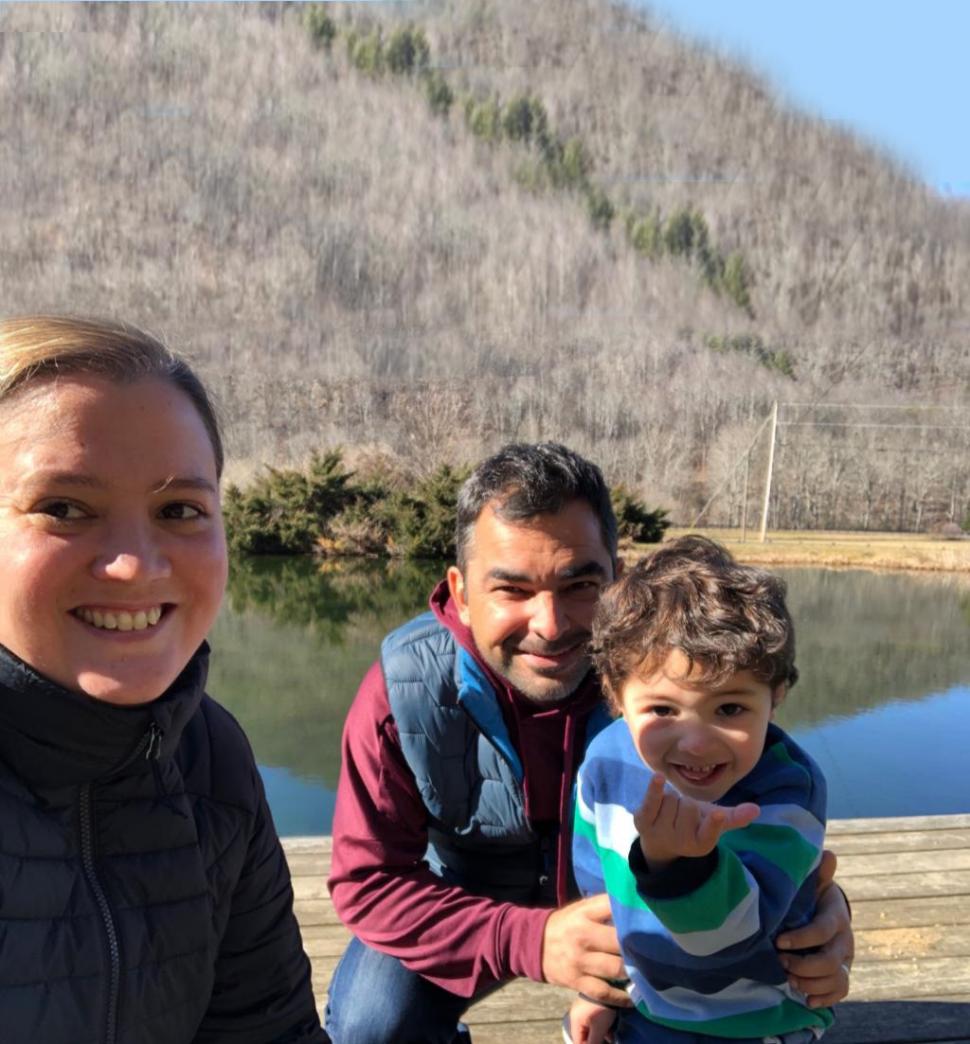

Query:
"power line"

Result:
[[780, 422, 970, 431], [703, 400, 970, 534], [778, 441, 960, 458], [782, 402, 967, 411]]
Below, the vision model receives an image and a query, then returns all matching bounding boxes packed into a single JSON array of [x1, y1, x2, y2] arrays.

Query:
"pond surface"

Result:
[[209, 558, 970, 835]]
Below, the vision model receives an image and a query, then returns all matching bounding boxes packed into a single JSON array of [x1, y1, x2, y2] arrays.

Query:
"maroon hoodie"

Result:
[[327, 581, 604, 997]]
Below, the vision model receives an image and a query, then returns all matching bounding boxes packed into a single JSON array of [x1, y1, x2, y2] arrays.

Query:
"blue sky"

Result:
[[639, 1, 970, 197]]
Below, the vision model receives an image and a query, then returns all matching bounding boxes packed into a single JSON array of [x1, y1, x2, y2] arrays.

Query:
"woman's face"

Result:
[[0, 375, 228, 705]]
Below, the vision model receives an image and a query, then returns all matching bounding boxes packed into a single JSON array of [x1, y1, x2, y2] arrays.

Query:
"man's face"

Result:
[[447, 499, 615, 703]]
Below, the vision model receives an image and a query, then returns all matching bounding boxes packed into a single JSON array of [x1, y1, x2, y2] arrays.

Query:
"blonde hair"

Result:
[[0, 315, 223, 476]]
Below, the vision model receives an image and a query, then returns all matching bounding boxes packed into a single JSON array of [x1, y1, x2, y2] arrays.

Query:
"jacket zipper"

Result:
[[79, 782, 120, 1044], [77, 721, 164, 1044]]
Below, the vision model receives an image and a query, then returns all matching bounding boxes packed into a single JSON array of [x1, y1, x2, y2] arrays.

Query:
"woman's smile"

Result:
[[72, 604, 169, 632]]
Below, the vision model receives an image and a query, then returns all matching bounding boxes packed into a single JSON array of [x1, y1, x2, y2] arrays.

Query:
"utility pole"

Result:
[[692, 409, 774, 531], [759, 401, 778, 543]]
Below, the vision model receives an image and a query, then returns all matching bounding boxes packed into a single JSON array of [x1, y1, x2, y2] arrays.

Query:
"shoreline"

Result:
[[628, 528, 970, 574]]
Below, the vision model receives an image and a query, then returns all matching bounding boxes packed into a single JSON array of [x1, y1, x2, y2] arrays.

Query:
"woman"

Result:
[[0, 316, 328, 1043]]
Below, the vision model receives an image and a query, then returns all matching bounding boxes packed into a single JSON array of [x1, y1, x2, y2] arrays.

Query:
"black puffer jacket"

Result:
[[0, 642, 327, 1044]]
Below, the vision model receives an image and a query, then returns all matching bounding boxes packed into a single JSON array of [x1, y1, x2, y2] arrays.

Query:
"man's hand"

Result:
[[776, 849, 854, 1007], [541, 894, 630, 1007], [633, 773, 760, 870]]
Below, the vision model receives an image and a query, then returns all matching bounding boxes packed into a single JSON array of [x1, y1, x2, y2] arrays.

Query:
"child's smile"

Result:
[[619, 649, 783, 801], [0, 375, 228, 705], [667, 760, 728, 789]]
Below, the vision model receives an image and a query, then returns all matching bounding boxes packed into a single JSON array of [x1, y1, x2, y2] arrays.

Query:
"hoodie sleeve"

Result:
[[328, 662, 551, 997]]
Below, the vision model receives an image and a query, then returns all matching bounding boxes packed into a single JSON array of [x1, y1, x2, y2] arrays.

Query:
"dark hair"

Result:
[[591, 535, 797, 709], [0, 315, 224, 477], [455, 442, 617, 568]]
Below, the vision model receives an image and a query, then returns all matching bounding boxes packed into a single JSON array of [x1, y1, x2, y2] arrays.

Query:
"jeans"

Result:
[[324, 936, 498, 1044]]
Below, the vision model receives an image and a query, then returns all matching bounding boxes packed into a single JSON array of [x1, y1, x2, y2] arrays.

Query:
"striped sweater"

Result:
[[573, 720, 834, 1042]]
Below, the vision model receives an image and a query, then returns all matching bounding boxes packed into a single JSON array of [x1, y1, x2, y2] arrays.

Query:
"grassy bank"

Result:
[[633, 529, 970, 573]]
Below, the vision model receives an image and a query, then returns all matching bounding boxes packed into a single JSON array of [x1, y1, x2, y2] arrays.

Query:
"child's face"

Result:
[[0, 375, 228, 705], [619, 648, 782, 801]]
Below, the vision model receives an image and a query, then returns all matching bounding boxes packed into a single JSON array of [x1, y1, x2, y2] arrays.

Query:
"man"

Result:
[[326, 444, 852, 1043]]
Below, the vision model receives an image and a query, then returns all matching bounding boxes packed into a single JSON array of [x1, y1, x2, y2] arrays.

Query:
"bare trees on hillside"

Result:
[[1, 0, 967, 531]]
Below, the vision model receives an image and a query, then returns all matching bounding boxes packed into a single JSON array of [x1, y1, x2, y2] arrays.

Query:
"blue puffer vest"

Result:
[[381, 612, 610, 904]]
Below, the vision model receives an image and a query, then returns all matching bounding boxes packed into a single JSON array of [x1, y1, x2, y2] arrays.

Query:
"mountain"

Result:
[[2, 0, 967, 529]]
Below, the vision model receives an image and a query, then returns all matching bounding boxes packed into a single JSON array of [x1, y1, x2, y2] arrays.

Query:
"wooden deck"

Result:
[[284, 813, 970, 1044]]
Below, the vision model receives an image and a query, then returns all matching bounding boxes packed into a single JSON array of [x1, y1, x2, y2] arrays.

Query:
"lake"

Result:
[[209, 557, 970, 836]]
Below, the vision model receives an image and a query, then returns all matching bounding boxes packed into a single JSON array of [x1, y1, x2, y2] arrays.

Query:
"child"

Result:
[[0, 316, 328, 1043], [568, 536, 833, 1044]]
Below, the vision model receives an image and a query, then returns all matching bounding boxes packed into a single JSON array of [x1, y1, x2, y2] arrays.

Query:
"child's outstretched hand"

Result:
[[566, 995, 618, 1044], [633, 773, 760, 871]]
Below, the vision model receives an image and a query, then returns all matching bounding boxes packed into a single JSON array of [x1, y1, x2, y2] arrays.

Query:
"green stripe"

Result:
[[576, 810, 758, 933], [638, 996, 835, 1037], [766, 740, 812, 785], [767, 739, 796, 766], [645, 848, 753, 933], [721, 823, 819, 886], [574, 811, 651, 911]]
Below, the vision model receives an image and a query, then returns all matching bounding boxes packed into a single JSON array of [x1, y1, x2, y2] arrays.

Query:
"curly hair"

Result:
[[591, 535, 797, 710]]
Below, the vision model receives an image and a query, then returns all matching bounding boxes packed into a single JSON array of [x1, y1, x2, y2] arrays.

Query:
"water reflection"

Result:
[[790, 686, 970, 819], [209, 560, 970, 832], [776, 568, 970, 728], [776, 568, 970, 818], [209, 557, 441, 790]]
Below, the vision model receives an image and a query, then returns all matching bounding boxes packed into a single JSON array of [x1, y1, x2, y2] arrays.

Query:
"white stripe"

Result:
[[576, 785, 595, 824], [629, 973, 789, 1023], [755, 804, 825, 849], [666, 868, 761, 955], [591, 800, 640, 859]]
